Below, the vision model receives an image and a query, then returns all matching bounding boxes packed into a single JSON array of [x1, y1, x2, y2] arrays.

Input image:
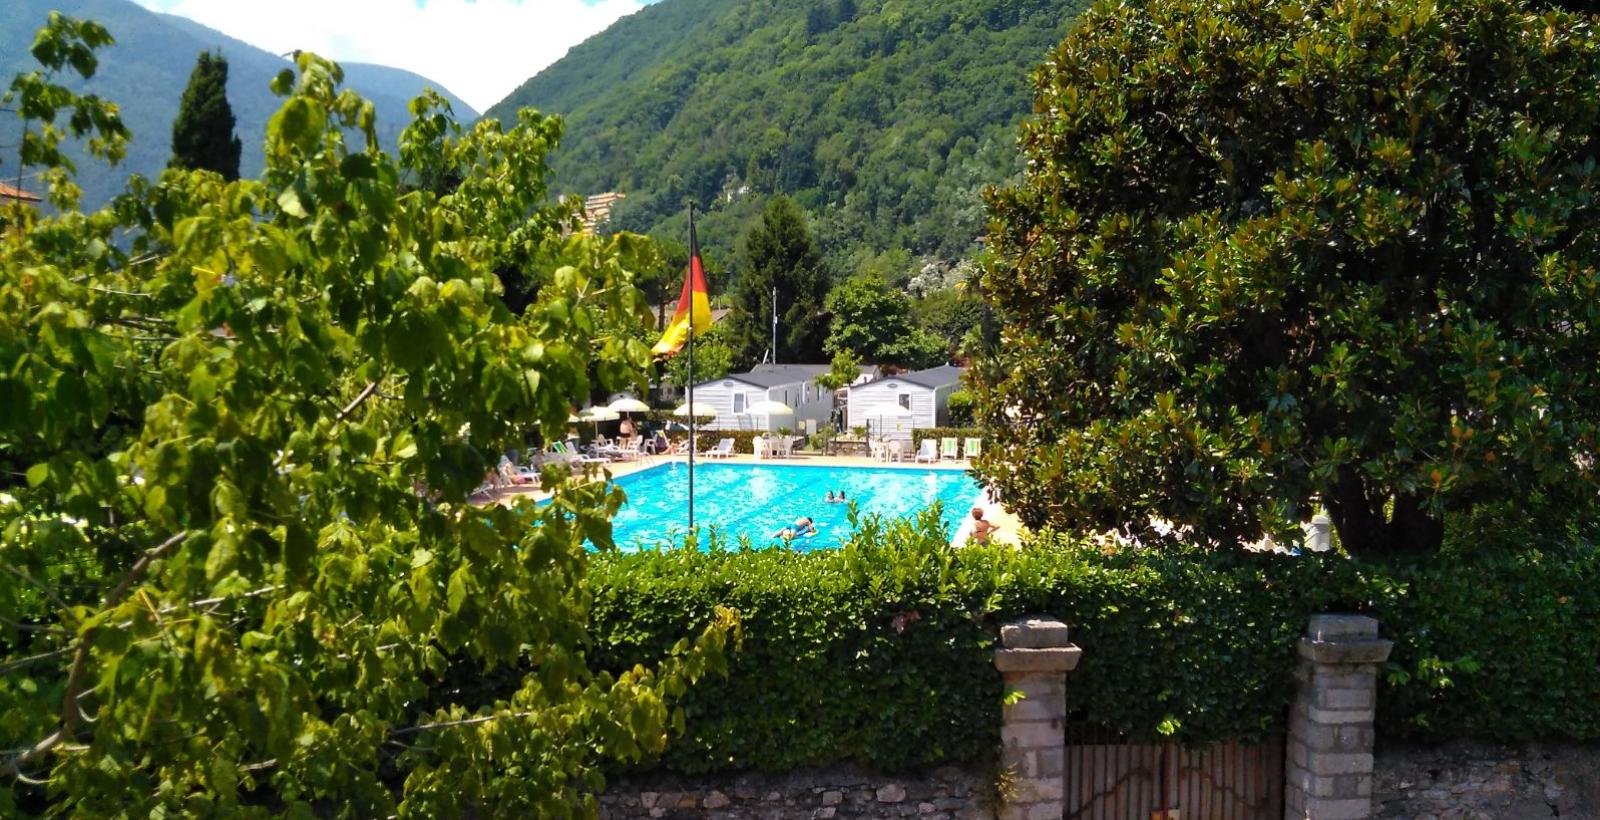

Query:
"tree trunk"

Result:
[[1324, 467, 1444, 556]]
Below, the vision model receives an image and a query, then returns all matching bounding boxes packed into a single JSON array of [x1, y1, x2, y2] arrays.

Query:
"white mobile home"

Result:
[[847, 365, 967, 438], [690, 364, 838, 432]]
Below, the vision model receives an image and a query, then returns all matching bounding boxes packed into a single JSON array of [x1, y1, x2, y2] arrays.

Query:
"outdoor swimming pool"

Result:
[[599, 461, 982, 550]]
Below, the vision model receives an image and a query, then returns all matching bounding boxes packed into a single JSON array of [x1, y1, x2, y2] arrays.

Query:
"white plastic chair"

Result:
[[914, 439, 939, 463]]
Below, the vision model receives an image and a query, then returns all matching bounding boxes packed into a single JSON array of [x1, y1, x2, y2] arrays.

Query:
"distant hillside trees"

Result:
[[664, 323, 734, 388], [490, 0, 1085, 273], [168, 51, 241, 179], [726, 197, 830, 366], [824, 273, 945, 370]]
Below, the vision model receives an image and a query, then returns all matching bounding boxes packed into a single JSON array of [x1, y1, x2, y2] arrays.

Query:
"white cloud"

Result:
[[130, 0, 649, 112]]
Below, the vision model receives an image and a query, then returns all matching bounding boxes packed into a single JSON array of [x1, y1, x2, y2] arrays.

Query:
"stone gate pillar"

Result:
[[994, 616, 1081, 820], [1285, 614, 1393, 820]]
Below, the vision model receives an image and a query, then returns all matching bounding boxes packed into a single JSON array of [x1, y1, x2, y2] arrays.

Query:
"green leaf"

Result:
[[447, 564, 470, 614], [277, 187, 308, 219], [206, 532, 239, 582]]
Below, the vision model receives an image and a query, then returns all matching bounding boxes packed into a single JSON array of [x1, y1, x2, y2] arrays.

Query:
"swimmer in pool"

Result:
[[774, 516, 818, 540]]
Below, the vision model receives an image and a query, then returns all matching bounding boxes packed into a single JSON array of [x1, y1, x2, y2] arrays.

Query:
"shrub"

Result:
[[1359, 546, 1600, 741], [910, 427, 982, 448], [587, 523, 1600, 774], [945, 389, 975, 426], [666, 430, 765, 454], [590, 510, 1003, 773], [590, 516, 1320, 773]]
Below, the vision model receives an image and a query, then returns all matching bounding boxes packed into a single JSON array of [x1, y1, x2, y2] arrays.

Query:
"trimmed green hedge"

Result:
[[586, 513, 1600, 774], [589, 511, 1312, 773], [1366, 548, 1600, 740], [910, 427, 982, 448], [661, 430, 818, 454], [662, 430, 766, 454]]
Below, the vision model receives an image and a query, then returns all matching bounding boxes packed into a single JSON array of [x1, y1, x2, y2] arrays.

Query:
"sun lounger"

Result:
[[703, 438, 736, 459], [914, 439, 939, 463], [498, 457, 540, 488], [964, 437, 982, 458], [550, 441, 608, 467], [940, 437, 960, 460], [572, 443, 612, 466]]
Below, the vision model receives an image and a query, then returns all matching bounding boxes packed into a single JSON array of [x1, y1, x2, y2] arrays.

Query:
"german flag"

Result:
[[651, 208, 713, 357]]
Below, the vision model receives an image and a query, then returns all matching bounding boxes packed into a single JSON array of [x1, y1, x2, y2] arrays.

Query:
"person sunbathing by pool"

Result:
[[774, 516, 817, 540]]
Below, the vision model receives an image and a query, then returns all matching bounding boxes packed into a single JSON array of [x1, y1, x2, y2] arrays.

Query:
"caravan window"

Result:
[[733, 393, 746, 414], [898, 393, 912, 410]]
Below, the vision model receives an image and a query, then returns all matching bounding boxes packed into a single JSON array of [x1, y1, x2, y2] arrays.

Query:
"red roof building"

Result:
[[0, 181, 42, 203]]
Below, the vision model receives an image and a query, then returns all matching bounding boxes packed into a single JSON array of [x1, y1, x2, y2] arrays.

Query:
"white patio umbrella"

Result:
[[572, 407, 620, 443], [745, 399, 795, 416], [606, 396, 651, 439], [872, 405, 914, 439], [673, 401, 718, 418], [746, 399, 799, 453], [606, 397, 650, 414]]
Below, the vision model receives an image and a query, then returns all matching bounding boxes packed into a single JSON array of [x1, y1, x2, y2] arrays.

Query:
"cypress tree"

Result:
[[169, 51, 242, 180], [727, 196, 831, 367]]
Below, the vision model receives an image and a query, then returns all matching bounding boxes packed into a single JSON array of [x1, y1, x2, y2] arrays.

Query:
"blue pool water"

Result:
[[599, 462, 982, 550]]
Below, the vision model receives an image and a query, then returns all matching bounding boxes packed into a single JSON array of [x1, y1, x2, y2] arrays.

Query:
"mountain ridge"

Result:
[[486, 0, 1088, 276], [1, 0, 477, 209]]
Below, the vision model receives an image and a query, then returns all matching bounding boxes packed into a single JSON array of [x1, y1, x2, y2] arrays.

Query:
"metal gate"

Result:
[[1063, 724, 1283, 820]]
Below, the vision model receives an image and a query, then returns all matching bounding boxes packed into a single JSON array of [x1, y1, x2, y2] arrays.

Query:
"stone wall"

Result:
[[599, 766, 994, 820], [1374, 741, 1600, 819]]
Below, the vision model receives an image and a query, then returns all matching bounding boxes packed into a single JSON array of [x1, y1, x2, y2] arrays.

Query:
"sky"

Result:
[[131, 0, 659, 112]]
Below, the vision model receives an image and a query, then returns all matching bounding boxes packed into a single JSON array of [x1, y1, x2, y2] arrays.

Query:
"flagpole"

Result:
[[686, 202, 696, 536]]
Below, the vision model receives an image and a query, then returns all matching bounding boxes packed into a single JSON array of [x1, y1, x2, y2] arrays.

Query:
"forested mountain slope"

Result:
[[487, 0, 1087, 274], [0, 0, 476, 209]]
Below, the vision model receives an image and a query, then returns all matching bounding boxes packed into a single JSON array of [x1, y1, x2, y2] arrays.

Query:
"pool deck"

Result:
[[480, 451, 1024, 547]]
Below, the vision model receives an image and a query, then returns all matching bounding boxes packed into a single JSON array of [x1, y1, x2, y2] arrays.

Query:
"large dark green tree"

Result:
[[727, 196, 830, 366], [168, 50, 242, 179], [975, 0, 1600, 557]]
